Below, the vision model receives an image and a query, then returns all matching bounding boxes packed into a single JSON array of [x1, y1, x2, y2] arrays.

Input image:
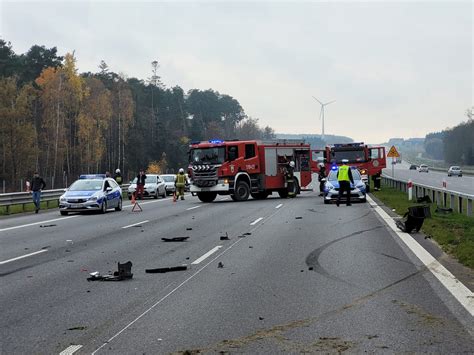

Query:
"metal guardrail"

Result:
[[0, 185, 131, 215], [382, 175, 473, 217]]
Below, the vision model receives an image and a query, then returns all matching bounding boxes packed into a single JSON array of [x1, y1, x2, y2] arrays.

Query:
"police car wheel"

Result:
[[115, 198, 122, 211], [100, 201, 107, 214]]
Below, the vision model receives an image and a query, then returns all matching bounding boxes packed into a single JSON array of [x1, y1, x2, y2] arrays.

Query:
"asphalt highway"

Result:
[[383, 161, 474, 195], [0, 191, 473, 354]]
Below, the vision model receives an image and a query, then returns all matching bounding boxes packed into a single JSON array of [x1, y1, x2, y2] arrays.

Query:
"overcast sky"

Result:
[[1, 0, 472, 143]]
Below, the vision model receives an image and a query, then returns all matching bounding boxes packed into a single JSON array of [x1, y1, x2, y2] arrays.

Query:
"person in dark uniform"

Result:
[[318, 163, 326, 196], [286, 161, 296, 198], [372, 171, 381, 191], [336, 159, 354, 207]]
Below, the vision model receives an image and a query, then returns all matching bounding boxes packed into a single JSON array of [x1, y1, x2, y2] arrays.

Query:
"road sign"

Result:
[[387, 145, 400, 158]]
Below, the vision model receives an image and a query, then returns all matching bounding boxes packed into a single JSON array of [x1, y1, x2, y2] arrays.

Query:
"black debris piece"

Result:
[[186, 227, 193, 231], [67, 260, 74, 263], [132, 225, 142, 228], [40, 224, 57, 228], [41, 246, 50, 250], [308, 267, 314, 271], [238, 235, 245, 238], [67, 326, 87, 331], [145, 265, 187, 273], [301, 270, 304, 272], [295, 217, 303, 220], [259, 316, 264, 320], [186, 257, 190, 260], [220, 232, 230, 240], [249, 246, 253, 248], [424, 235, 432, 239], [161, 237, 189, 242], [243, 232, 252, 236], [65, 249, 71, 252], [218, 262, 224, 268], [87, 261, 133, 281]]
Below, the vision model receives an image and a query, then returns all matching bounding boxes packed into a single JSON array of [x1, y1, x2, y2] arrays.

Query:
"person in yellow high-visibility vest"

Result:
[[337, 159, 354, 207], [175, 168, 187, 200]]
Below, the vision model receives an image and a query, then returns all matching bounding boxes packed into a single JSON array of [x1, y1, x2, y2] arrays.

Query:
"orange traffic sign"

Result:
[[387, 145, 400, 158]]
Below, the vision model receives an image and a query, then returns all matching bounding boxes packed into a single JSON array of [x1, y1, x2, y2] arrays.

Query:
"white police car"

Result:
[[59, 174, 122, 215], [323, 166, 367, 204]]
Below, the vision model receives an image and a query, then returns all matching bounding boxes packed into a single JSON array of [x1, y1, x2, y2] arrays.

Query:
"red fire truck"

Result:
[[311, 142, 386, 190], [188, 139, 313, 202]]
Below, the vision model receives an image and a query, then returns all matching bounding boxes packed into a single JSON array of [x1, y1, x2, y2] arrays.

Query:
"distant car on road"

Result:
[[409, 164, 417, 170], [160, 174, 177, 195], [59, 175, 122, 215], [324, 167, 366, 204], [418, 164, 429, 173], [127, 174, 166, 199], [447, 166, 462, 177]]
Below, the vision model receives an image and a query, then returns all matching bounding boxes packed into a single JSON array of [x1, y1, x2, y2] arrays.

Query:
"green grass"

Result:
[[0, 200, 59, 216], [372, 182, 474, 269]]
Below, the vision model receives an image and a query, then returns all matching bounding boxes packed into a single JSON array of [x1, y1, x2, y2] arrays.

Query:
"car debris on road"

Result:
[[87, 261, 133, 281]]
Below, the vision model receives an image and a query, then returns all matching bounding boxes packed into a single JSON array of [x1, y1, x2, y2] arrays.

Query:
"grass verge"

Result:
[[371, 182, 474, 269]]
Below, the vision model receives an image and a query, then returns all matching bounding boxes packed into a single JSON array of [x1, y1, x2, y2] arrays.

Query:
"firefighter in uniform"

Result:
[[175, 168, 186, 200], [372, 171, 381, 191], [114, 169, 123, 185], [318, 163, 326, 196], [337, 159, 354, 207], [286, 161, 296, 198]]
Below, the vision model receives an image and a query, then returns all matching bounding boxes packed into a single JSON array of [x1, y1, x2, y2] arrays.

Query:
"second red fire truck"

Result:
[[188, 139, 313, 202]]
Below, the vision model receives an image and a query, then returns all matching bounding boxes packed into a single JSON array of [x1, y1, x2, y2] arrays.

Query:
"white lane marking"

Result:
[[92, 196, 288, 354], [92, 239, 242, 355], [275, 203, 283, 209], [250, 217, 263, 225], [0, 249, 48, 265], [218, 197, 229, 201], [191, 246, 223, 265], [0, 215, 78, 232], [367, 195, 474, 316], [122, 220, 149, 229], [59, 345, 83, 355], [186, 206, 201, 211]]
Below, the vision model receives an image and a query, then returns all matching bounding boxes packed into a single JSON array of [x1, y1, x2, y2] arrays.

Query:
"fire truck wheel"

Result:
[[230, 194, 238, 201], [278, 189, 288, 198], [197, 192, 217, 203], [234, 180, 250, 201]]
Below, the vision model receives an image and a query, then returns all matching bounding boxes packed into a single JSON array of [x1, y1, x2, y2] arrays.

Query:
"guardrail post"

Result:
[[436, 191, 442, 206], [450, 194, 455, 209], [467, 198, 473, 217], [443, 192, 447, 207], [458, 196, 463, 214]]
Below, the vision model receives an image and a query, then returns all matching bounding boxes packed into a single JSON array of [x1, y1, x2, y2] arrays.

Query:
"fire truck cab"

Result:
[[188, 139, 313, 202]]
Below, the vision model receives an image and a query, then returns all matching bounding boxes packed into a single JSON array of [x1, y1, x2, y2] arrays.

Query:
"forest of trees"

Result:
[[0, 39, 275, 191], [424, 108, 474, 165]]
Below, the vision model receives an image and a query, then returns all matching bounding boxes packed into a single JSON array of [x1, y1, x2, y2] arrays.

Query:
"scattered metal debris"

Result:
[[295, 216, 303, 220], [87, 261, 133, 281], [145, 265, 187, 273], [220, 232, 229, 240], [243, 232, 251, 236], [161, 237, 189, 242], [186, 227, 193, 231], [308, 267, 314, 271], [40, 224, 56, 228], [258, 316, 264, 320], [218, 262, 224, 268]]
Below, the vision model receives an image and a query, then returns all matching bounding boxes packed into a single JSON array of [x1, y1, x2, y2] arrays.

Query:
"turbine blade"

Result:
[[312, 96, 323, 105], [324, 100, 336, 106]]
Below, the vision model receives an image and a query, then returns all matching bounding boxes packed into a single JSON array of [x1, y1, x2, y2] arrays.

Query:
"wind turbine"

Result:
[[312, 96, 335, 142]]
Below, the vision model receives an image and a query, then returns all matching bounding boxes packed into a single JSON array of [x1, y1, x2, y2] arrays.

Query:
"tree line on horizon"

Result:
[[424, 108, 473, 165], [0, 39, 275, 191]]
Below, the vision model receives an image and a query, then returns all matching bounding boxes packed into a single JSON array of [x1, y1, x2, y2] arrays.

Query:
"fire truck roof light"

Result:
[[209, 139, 224, 144]]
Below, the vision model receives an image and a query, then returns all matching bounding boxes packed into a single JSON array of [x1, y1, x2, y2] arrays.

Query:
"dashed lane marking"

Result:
[[186, 206, 201, 211], [0, 215, 78, 232], [191, 246, 223, 265], [0, 249, 48, 265], [275, 203, 283, 209], [250, 217, 263, 225], [122, 220, 149, 229], [59, 345, 83, 355], [367, 195, 473, 316]]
